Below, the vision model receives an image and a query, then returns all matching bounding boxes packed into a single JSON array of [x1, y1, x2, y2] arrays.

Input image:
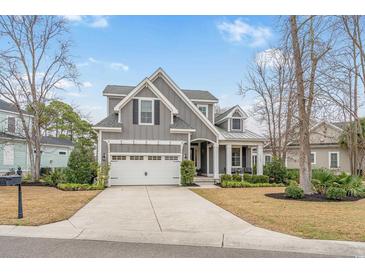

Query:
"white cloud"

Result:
[[89, 16, 109, 28], [55, 79, 75, 89], [63, 16, 109, 28], [64, 92, 85, 98], [110, 63, 129, 71], [63, 15, 83, 22], [255, 48, 285, 67], [82, 81, 93, 88], [217, 18, 272, 47], [88, 57, 98, 63]]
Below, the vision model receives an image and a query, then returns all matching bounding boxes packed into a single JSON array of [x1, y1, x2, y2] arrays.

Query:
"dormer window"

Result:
[[197, 104, 208, 118], [139, 99, 154, 125], [232, 118, 241, 131]]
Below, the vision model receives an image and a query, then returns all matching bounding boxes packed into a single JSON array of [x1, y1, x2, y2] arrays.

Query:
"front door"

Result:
[[190, 146, 198, 167]]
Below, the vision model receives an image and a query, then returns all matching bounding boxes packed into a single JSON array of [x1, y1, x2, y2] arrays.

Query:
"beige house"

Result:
[[265, 121, 363, 174]]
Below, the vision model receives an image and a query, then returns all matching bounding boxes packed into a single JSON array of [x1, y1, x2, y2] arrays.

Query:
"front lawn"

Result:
[[0, 186, 101, 226], [191, 187, 365, 242]]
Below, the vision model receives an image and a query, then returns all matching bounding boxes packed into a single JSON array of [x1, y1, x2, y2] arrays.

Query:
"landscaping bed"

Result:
[[192, 187, 365, 241], [0, 186, 101, 226], [266, 192, 363, 202]]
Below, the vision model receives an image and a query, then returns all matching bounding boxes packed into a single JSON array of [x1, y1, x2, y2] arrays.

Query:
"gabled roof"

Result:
[[113, 78, 178, 114], [0, 99, 31, 115], [41, 136, 74, 147], [310, 121, 344, 133], [103, 85, 218, 101], [216, 126, 265, 141], [149, 68, 220, 138], [94, 113, 121, 128], [215, 105, 248, 124]]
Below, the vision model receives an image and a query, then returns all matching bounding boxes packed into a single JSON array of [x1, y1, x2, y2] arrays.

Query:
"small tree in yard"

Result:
[[264, 158, 288, 184], [180, 160, 195, 186], [66, 143, 97, 184]]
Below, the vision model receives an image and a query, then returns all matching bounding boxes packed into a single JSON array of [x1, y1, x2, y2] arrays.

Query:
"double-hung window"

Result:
[[232, 147, 241, 167], [329, 152, 339, 169], [139, 99, 153, 125], [310, 152, 316, 165], [232, 118, 241, 131], [197, 105, 208, 118]]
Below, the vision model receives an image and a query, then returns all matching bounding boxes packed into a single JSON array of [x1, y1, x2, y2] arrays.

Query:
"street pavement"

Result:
[[0, 236, 338, 258]]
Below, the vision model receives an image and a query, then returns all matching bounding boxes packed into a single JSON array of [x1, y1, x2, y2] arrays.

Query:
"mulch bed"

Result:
[[21, 182, 51, 187], [265, 192, 364, 202]]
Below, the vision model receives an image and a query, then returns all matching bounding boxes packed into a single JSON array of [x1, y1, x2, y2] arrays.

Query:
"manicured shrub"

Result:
[[180, 160, 195, 186], [287, 169, 299, 181], [326, 187, 347, 200], [243, 174, 253, 183], [220, 174, 232, 183], [285, 184, 304, 199], [287, 180, 298, 186], [251, 175, 269, 184], [57, 183, 104, 191], [311, 178, 326, 195], [232, 174, 242, 182], [95, 164, 110, 188], [220, 181, 285, 188], [264, 158, 287, 184], [66, 143, 97, 184], [44, 168, 66, 186]]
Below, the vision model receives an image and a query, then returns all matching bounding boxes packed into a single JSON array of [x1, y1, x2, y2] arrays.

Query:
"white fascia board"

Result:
[[113, 78, 178, 114], [170, 128, 196, 133], [106, 139, 184, 146], [0, 109, 34, 118], [149, 68, 220, 139], [103, 93, 127, 97], [190, 99, 219, 103], [310, 121, 344, 133], [93, 127, 122, 132]]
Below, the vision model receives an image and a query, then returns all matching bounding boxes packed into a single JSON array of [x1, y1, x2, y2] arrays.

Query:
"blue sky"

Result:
[[61, 16, 278, 123]]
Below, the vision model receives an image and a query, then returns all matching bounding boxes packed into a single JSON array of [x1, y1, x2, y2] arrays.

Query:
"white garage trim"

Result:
[[105, 139, 184, 146], [110, 152, 181, 156]]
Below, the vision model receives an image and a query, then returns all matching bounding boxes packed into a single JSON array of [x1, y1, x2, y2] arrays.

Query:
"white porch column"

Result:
[[213, 143, 219, 179], [257, 144, 264, 175], [187, 133, 191, 160], [226, 144, 232, 174]]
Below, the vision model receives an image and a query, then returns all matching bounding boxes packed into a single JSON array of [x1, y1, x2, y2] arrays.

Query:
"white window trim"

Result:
[[264, 154, 272, 164], [138, 98, 154, 125], [231, 146, 242, 168], [310, 152, 316, 165], [197, 104, 209, 118], [231, 118, 242, 131], [328, 151, 340, 169]]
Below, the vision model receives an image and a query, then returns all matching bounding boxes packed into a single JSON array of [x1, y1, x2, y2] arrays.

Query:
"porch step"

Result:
[[193, 177, 218, 185]]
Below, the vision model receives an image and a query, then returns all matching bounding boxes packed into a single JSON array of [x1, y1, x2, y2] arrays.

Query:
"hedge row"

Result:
[[57, 183, 105, 191], [221, 181, 285, 188], [220, 174, 269, 184]]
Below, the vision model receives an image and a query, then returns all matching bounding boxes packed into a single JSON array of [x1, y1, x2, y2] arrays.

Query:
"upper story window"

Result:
[[231, 118, 241, 131], [139, 99, 153, 125], [7, 116, 16, 133], [197, 104, 208, 118]]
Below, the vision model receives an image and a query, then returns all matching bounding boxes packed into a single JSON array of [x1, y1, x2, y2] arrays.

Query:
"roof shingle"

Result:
[[94, 113, 121, 128]]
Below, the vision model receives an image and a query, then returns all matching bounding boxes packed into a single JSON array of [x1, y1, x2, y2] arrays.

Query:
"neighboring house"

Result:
[[0, 99, 74, 173], [264, 120, 364, 174], [94, 68, 265, 186]]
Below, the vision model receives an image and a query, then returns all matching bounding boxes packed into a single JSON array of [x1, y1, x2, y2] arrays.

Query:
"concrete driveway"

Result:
[[2, 186, 365, 257], [69, 186, 251, 233]]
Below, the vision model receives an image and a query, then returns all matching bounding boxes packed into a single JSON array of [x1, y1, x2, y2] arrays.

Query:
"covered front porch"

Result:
[[188, 139, 264, 180]]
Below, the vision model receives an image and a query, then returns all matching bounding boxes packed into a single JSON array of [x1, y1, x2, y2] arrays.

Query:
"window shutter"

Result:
[[154, 100, 160, 125], [133, 99, 138, 124]]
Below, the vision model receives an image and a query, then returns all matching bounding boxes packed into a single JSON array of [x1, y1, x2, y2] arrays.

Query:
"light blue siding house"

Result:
[[0, 99, 74, 173]]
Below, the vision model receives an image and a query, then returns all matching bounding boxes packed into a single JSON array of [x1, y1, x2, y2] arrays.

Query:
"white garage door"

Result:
[[109, 154, 181, 185]]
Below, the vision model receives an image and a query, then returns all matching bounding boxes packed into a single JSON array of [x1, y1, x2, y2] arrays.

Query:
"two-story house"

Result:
[[94, 68, 265, 186], [0, 99, 74, 173]]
